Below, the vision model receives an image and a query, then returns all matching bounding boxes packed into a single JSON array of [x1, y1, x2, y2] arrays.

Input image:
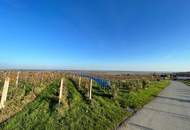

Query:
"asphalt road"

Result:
[[117, 81, 190, 130]]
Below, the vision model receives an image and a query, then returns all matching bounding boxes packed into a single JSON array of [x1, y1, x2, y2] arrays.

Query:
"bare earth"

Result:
[[117, 81, 190, 130]]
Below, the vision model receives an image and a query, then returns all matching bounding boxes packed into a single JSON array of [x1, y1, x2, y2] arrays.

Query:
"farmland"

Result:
[[0, 71, 169, 130]]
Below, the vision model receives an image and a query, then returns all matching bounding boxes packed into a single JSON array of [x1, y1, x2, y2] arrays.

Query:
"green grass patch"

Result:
[[125, 81, 170, 109]]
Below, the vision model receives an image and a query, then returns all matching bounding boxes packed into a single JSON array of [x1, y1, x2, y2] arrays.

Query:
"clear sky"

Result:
[[0, 0, 190, 71]]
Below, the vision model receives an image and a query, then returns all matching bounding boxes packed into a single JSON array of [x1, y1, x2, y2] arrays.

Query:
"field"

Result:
[[0, 71, 169, 130]]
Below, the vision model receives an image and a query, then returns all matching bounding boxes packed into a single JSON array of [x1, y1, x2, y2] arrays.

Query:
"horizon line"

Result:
[[0, 68, 187, 73]]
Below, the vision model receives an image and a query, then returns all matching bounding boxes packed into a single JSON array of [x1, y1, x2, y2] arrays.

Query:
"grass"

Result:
[[124, 81, 170, 109], [182, 80, 190, 86], [0, 79, 170, 130], [0, 80, 48, 123]]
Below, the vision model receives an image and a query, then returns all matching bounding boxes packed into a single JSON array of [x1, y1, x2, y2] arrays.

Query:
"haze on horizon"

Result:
[[0, 0, 190, 72]]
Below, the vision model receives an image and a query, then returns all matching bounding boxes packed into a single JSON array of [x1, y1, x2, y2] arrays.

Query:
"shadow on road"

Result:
[[153, 101, 190, 109], [128, 122, 154, 130], [152, 95, 190, 103], [144, 107, 190, 122]]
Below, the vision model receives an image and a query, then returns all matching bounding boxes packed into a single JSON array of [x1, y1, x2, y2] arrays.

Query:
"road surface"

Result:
[[117, 81, 190, 130]]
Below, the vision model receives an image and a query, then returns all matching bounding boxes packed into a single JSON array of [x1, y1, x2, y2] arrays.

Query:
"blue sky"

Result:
[[0, 0, 190, 71]]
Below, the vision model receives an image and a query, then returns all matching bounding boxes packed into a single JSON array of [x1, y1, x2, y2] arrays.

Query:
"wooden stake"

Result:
[[79, 77, 81, 88], [59, 78, 64, 104], [15, 72, 20, 88], [72, 74, 75, 79], [0, 77, 10, 109], [89, 79, 93, 100]]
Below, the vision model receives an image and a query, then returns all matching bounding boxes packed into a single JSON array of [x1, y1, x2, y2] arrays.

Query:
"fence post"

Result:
[[89, 79, 93, 100], [59, 78, 64, 104], [0, 77, 10, 109]]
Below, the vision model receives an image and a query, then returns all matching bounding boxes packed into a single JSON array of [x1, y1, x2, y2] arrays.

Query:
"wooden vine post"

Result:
[[59, 78, 64, 104], [0, 77, 10, 109], [89, 79, 93, 100], [15, 72, 20, 88], [79, 77, 81, 88], [72, 74, 75, 79]]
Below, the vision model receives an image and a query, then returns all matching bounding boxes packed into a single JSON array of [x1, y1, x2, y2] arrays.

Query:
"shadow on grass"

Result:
[[93, 92, 112, 99], [93, 86, 113, 99], [119, 88, 129, 93], [68, 78, 88, 101], [48, 96, 59, 115], [67, 78, 97, 105], [69, 78, 113, 101]]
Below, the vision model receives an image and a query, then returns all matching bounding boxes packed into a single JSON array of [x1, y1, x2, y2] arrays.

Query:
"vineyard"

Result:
[[0, 71, 169, 130]]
